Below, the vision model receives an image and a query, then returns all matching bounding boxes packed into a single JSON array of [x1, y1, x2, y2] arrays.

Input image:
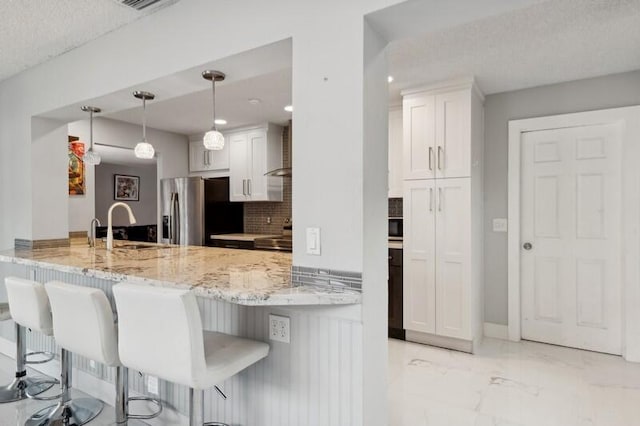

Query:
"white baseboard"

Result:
[[0, 335, 188, 425], [483, 322, 509, 340]]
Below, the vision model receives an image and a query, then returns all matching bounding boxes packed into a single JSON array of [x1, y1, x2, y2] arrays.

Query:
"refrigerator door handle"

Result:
[[170, 192, 179, 244], [168, 193, 174, 243]]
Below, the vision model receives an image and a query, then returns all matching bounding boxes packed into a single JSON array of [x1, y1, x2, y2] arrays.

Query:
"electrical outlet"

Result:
[[147, 375, 159, 395], [269, 314, 290, 343]]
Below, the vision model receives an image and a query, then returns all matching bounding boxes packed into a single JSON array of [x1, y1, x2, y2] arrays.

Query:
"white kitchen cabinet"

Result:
[[402, 78, 484, 352], [189, 136, 230, 173], [403, 179, 436, 334], [403, 178, 472, 340], [403, 94, 436, 180], [229, 124, 283, 202], [388, 107, 403, 198], [434, 178, 471, 340], [403, 80, 482, 180]]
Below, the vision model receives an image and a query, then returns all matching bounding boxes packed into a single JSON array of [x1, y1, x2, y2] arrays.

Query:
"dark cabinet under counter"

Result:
[[388, 247, 405, 340]]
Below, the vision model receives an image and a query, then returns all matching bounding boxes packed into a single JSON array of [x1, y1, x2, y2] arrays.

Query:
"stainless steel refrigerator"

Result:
[[161, 177, 243, 246]]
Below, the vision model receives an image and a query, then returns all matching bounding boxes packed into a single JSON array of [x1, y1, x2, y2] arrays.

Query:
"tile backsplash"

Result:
[[389, 197, 403, 217], [244, 124, 292, 234]]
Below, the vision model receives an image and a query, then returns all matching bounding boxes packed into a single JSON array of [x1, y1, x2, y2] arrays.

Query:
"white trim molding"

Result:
[[507, 105, 640, 362], [483, 322, 509, 340]]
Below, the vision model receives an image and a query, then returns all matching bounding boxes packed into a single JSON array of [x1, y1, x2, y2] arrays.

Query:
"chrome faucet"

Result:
[[106, 202, 137, 251], [88, 218, 101, 247]]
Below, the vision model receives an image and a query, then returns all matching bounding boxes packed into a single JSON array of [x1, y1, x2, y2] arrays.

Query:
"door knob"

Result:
[[523, 242, 533, 250]]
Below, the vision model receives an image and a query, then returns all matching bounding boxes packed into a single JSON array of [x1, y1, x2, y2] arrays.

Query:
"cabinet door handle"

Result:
[[242, 179, 246, 196], [428, 147, 433, 171], [438, 187, 443, 211], [207, 151, 212, 166], [429, 188, 433, 212], [203, 150, 208, 166], [248, 179, 252, 195], [437, 146, 444, 170]]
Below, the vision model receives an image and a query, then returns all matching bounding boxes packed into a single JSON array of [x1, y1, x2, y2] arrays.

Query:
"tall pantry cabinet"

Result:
[[402, 79, 484, 353]]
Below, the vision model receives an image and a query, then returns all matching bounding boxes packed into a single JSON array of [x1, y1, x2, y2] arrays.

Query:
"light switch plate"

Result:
[[269, 314, 290, 343], [306, 227, 321, 255], [493, 218, 508, 233]]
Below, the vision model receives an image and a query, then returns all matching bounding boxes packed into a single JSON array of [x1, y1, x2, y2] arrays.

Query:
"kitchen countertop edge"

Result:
[[0, 250, 362, 307]]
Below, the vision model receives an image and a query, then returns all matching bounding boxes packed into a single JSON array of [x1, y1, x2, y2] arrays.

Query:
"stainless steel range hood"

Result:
[[265, 167, 292, 177], [265, 121, 292, 177]]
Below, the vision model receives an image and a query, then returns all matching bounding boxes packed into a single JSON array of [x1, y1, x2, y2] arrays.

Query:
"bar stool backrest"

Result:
[[44, 281, 120, 366], [5, 277, 52, 335], [112, 283, 206, 387]]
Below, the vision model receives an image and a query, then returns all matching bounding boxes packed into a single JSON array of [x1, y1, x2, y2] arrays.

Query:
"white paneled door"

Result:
[[521, 124, 622, 354]]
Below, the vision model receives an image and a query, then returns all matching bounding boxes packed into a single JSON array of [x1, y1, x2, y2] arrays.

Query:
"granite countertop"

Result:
[[0, 242, 361, 306], [210, 233, 282, 242]]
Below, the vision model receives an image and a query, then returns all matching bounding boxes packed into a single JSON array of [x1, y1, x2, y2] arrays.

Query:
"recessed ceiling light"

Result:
[[248, 98, 261, 105], [387, 76, 394, 83], [214, 119, 227, 125], [284, 105, 293, 112]]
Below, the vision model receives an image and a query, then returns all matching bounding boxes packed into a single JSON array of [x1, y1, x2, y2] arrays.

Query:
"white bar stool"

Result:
[[44, 281, 162, 425], [0, 278, 57, 403], [112, 283, 270, 426]]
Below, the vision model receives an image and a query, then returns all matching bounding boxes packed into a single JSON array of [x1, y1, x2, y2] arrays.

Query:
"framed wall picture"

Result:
[[114, 174, 140, 201], [68, 136, 86, 195]]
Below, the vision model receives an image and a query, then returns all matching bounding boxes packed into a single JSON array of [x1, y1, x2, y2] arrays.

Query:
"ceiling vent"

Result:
[[117, 0, 177, 11]]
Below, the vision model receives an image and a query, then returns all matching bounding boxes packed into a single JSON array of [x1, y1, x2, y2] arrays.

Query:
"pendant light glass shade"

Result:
[[134, 141, 155, 159], [203, 129, 225, 150], [81, 106, 101, 165], [133, 91, 156, 159], [202, 70, 226, 151]]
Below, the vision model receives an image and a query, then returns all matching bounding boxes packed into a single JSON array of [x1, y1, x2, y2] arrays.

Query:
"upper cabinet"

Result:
[[402, 80, 483, 180], [388, 106, 403, 198], [229, 124, 283, 202], [189, 136, 230, 173]]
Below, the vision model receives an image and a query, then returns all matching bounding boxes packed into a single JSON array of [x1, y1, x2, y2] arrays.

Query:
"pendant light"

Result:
[[81, 106, 102, 165], [133, 91, 156, 159], [202, 70, 226, 150]]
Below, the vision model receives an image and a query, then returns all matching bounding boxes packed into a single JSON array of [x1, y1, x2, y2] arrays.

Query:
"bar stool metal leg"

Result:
[[115, 366, 162, 424], [26, 349, 104, 426], [189, 388, 229, 426], [0, 324, 53, 403]]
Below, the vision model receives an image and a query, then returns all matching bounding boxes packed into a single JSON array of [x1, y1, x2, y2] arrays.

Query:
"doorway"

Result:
[[508, 106, 640, 360]]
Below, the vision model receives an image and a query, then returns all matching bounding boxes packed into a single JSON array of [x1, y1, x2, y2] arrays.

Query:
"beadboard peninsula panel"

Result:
[[0, 262, 364, 425]]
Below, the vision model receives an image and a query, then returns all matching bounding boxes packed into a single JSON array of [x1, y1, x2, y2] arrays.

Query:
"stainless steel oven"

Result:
[[389, 217, 403, 241]]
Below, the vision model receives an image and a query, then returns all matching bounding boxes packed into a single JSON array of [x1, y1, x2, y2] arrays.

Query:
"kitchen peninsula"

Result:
[[0, 242, 361, 306], [0, 242, 363, 422]]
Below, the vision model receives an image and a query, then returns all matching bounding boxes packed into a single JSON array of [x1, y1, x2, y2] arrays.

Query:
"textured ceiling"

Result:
[[388, 0, 640, 100], [0, 0, 174, 82]]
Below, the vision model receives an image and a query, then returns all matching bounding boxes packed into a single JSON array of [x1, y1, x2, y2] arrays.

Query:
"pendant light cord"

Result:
[[142, 97, 147, 142], [212, 79, 217, 131], [89, 110, 94, 150]]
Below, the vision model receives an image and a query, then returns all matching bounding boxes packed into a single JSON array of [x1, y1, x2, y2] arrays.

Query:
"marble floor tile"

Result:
[[389, 337, 640, 426]]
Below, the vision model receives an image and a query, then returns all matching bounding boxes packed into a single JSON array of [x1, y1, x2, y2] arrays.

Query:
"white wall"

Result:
[[95, 163, 157, 226], [484, 69, 640, 325], [67, 117, 188, 233], [31, 118, 69, 240]]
